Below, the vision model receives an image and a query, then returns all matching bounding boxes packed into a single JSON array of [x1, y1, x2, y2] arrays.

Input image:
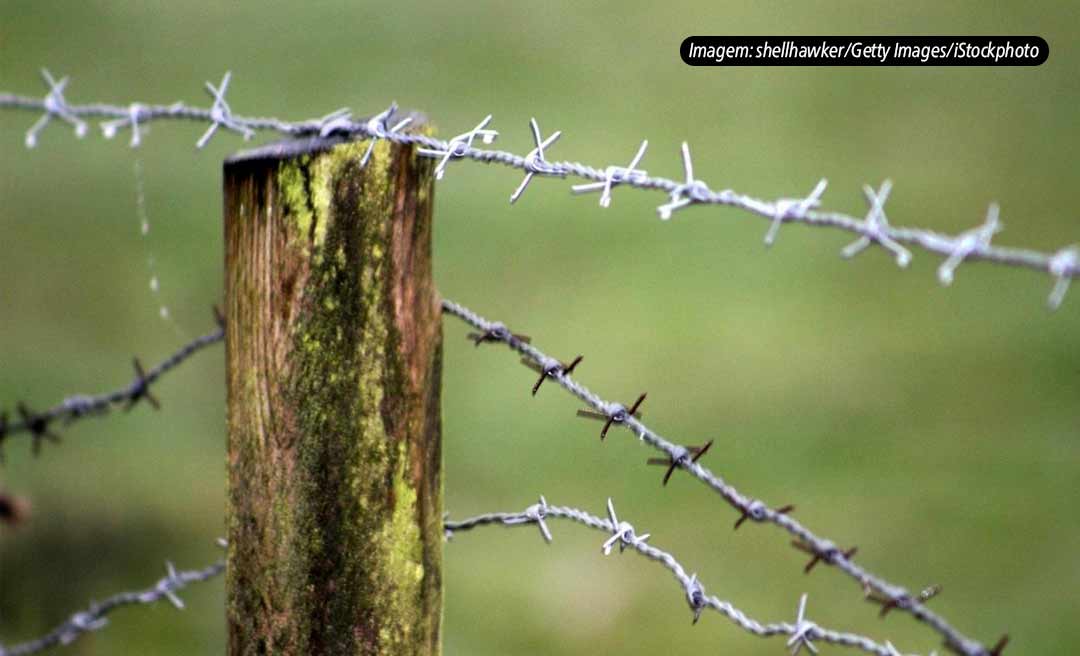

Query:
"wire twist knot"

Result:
[[601, 498, 650, 555], [766, 179, 828, 245], [511, 118, 565, 203], [787, 594, 820, 655], [572, 140, 648, 208], [938, 203, 1002, 285], [841, 180, 912, 267], [685, 573, 708, 624], [196, 72, 254, 149], [357, 102, 413, 167], [25, 69, 88, 148], [417, 114, 498, 179], [657, 142, 711, 220], [506, 495, 553, 543]]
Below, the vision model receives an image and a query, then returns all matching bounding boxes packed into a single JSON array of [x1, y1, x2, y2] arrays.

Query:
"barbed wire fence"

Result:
[[0, 550, 226, 656], [0, 69, 1076, 308], [0, 67, 1063, 655], [0, 311, 223, 460], [0, 297, 1008, 656]]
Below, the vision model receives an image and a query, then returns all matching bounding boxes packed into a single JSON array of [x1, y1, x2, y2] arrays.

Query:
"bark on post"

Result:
[[223, 130, 442, 655]]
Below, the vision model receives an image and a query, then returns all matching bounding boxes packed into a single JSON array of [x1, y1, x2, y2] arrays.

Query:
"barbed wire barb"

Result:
[[416, 114, 498, 179], [646, 439, 713, 486], [440, 297, 1003, 656], [502, 495, 554, 542], [196, 71, 254, 149], [511, 118, 564, 203], [842, 180, 912, 267], [657, 142, 710, 220], [986, 635, 1010, 656], [124, 357, 161, 411], [792, 539, 859, 574], [685, 572, 707, 624], [520, 354, 582, 395], [576, 392, 646, 440], [938, 204, 1002, 286], [357, 102, 412, 166], [24, 69, 87, 148], [0, 310, 224, 459], [16, 402, 61, 457], [735, 501, 795, 530], [601, 498, 651, 554], [767, 178, 828, 246], [571, 139, 648, 208], [866, 583, 942, 618], [788, 593, 820, 655]]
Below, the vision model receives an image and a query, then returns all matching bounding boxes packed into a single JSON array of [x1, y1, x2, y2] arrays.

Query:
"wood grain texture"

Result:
[[223, 133, 441, 655]]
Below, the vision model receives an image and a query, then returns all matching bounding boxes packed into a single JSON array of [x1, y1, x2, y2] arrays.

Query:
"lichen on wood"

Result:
[[223, 131, 441, 655]]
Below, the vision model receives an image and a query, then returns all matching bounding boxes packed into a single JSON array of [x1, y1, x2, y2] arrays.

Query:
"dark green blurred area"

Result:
[[1, 2, 1078, 654]]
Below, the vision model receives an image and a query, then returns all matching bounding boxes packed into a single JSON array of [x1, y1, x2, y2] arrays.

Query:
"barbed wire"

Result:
[[0, 308, 224, 462], [0, 297, 1010, 656], [1, 69, 1076, 309], [0, 545, 226, 656], [446, 497, 934, 656], [440, 297, 1008, 656], [2, 500, 929, 656]]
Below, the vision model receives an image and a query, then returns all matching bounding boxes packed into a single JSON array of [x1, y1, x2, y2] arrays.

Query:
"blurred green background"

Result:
[[1, 2, 1078, 655]]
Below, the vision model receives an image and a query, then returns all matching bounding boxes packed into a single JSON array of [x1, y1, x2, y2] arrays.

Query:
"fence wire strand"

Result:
[[0, 553, 225, 656], [447, 498, 930, 656], [1, 69, 1076, 309], [440, 297, 1004, 656], [0, 313, 224, 461], [1, 499, 920, 656]]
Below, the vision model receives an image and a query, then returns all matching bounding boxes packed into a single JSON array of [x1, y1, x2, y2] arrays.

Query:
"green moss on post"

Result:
[[223, 131, 441, 655]]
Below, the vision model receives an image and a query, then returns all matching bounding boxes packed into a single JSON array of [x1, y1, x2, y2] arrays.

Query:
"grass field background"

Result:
[[1, 3, 1078, 654]]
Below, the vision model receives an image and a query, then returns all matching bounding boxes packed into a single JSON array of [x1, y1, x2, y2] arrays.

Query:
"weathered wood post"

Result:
[[222, 129, 442, 655]]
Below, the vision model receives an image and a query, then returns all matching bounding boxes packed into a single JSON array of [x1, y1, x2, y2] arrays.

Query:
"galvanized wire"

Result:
[[1, 69, 1076, 309], [0, 554, 225, 656], [441, 297, 1004, 656], [447, 498, 928, 656]]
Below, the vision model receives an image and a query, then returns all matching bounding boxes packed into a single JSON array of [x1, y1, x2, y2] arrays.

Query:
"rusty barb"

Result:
[[865, 582, 942, 618], [792, 539, 859, 574], [646, 439, 713, 486], [0, 308, 223, 461], [577, 392, 646, 440], [520, 354, 583, 396], [466, 322, 530, 347]]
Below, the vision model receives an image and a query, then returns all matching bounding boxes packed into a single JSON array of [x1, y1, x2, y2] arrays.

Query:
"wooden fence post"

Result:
[[222, 130, 442, 655]]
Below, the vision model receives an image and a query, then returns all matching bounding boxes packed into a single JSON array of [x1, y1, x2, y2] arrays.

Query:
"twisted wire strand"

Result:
[[2, 500, 917, 656], [0, 557, 225, 656], [441, 297, 997, 656], [0, 321, 224, 460], [446, 499, 925, 656], [1, 70, 1077, 308]]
